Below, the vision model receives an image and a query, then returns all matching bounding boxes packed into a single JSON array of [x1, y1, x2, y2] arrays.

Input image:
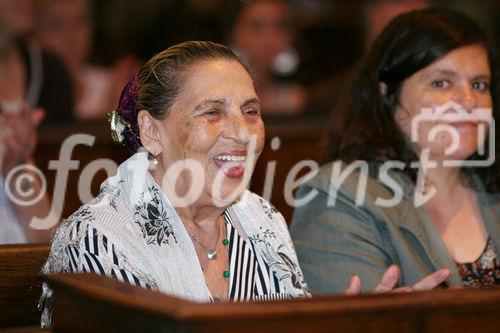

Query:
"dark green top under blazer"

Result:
[[290, 162, 500, 294]]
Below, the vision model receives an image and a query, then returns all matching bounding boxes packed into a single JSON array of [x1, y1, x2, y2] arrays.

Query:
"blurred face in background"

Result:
[[365, 0, 429, 49], [36, 0, 91, 72], [0, 0, 33, 53], [0, 0, 34, 37], [232, 0, 293, 70]]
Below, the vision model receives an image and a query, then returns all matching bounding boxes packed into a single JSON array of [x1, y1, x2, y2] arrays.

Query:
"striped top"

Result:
[[65, 210, 289, 302]]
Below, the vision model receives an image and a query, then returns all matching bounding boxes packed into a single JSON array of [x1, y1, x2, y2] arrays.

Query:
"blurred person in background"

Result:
[[0, 101, 53, 244], [229, 0, 306, 115], [307, 0, 430, 116], [35, 0, 115, 120], [0, 0, 74, 125], [0, 0, 70, 243], [362, 0, 430, 50]]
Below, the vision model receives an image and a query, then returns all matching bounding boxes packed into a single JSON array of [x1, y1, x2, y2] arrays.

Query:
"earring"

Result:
[[152, 158, 159, 166]]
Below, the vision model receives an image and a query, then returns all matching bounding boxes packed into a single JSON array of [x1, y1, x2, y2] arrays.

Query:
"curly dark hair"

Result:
[[324, 7, 499, 192]]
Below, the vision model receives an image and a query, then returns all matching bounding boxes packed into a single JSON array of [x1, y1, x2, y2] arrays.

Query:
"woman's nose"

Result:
[[223, 112, 250, 143], [457, 85, 478, 112]]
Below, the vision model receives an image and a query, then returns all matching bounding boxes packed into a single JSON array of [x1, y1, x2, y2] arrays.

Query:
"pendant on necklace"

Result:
[[207, 249, 217, 260]]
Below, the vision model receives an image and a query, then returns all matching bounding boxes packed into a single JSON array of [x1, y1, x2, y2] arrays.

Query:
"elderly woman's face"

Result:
[[156, 59, 264, 206], [394, 44, 493, 162]]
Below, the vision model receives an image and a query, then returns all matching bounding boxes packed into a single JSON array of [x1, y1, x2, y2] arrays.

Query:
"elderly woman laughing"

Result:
[[41, 41, 310, 326]]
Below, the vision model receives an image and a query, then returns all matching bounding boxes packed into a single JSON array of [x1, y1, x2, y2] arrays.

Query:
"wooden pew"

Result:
[[0, 244, 50, 328], [44, 273, 500, 333]]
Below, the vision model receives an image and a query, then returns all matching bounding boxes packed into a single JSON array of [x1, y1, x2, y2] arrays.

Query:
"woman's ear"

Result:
[[138, 110, 162, 155]]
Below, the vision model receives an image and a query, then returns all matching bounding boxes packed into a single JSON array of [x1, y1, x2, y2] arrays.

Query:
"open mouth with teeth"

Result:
[[213, 151, 247, 179]]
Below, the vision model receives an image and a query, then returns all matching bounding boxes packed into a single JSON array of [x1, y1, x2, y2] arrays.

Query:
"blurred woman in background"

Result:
[[35, 0, 116, 120], [0, 0, 74, 124], [0, 0, 67, 243], [229, 0, 306, 115]]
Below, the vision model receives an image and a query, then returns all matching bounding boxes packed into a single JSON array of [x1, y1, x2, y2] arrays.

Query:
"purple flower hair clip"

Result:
[[109, 74, 142, 152]]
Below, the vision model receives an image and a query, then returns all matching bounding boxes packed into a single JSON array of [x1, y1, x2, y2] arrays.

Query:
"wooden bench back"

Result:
[[0, 243, 50, 328]]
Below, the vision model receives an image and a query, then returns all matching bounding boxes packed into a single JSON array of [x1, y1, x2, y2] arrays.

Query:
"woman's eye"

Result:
[[431, 80, 450, 89], [244, 108, 260, 117], [204, 109, 221, 116], [472, 81, 490, 91]]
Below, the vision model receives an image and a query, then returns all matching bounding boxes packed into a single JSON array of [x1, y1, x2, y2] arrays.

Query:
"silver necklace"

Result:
[[189, 233, 218, 260], [188, 216, 225, 260]]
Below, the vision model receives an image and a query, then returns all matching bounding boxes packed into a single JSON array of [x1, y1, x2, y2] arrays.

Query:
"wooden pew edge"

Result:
[[0, 243, 51, 254], [0, 326, 50, 333], [43, 273, 500, 322]]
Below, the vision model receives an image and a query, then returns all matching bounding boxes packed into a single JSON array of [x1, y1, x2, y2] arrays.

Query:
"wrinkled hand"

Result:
[[0, 102, 45, 176], [343, 265, 452, 295]]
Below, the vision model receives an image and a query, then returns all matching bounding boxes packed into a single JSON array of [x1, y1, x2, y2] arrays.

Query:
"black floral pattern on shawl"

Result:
[[258, 198, 278, 219], [134, 186, 177, 246], [249, 227, 306, 291], [88, 180, 123, 211]]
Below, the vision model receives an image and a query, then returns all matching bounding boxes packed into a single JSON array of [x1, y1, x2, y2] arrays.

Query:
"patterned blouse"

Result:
[[64, 209, 290, 302], [456, 238, 500, 287]]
